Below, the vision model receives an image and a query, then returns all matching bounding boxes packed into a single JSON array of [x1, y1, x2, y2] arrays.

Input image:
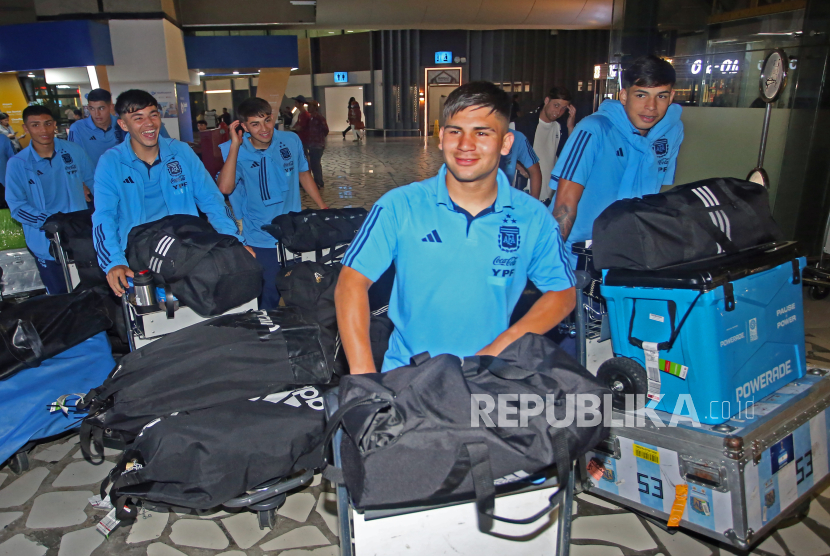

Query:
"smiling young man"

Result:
[[93, 89, 250, 297], [335, 81, 576, 374], [550, 55, 684, 266], [5, 105, 95, 294], [68, 88, 126, 170], [218, 97, 328, 309]]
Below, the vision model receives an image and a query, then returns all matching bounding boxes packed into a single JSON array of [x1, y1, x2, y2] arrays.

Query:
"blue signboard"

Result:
[[435, 51, 453, 64], [334, 72, 348, 83]]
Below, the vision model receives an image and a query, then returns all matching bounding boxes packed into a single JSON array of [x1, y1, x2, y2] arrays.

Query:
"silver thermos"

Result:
[[133, 270, 157, 315]]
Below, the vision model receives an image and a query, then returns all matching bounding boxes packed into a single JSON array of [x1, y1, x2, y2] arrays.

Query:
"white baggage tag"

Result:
[[96, 507, 120, 538], [643, 341, 662, 402], [89, 494, 113, 511]]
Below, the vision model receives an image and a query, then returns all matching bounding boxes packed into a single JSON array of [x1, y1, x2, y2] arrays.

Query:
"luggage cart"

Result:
[[322, 388, 576, 556], [567, 242, 613, 374], [802, 206, 830, 300]]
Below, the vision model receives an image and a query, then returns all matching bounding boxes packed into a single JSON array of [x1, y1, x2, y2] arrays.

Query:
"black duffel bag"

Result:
[[263, 208, 368, 253], [593, 177, 785, 270], [41, 209, 107, 288], [105, 385, 329, 510], [78, 308, 331, 459], [323, 333, 608, 524], [0, 289, 113, 380], [127, 215, 262, 316]]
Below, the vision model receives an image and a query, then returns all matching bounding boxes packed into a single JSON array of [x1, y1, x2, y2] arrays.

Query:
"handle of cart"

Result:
[[322, 388, 575, 556]]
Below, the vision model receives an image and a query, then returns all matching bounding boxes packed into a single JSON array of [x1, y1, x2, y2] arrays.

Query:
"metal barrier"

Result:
[[362, 128, 423, 141]]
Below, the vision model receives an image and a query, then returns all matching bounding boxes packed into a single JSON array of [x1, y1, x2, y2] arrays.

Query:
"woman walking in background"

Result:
[[342, 97, 355, 139], [304, 102, 329, 189], [346, 98, 365, 142]]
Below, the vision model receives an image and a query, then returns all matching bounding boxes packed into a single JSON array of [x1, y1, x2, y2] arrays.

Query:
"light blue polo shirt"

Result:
[[343, 164, 575, 372], [68, 115, 125, 169], [499, 129, 539, 188], [219, 131, 308, 248]]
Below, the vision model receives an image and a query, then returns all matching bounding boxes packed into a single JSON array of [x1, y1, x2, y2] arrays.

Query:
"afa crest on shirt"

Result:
[[166, 161, 183, 176], [279, 143, 292, 161], [498, 226, 521, 253], [652, 138, 668, 157], [61, 153, 73, 165]]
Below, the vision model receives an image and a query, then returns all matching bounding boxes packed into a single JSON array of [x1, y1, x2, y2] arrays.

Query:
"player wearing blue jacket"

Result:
[[499, 129, 542, 198], [335, 82, 575, 374], [218, 97, 327, 310], [68, 88, 126, 170], [0, 134, 14, 186], [5, 105, 94, 294], [551, 55, 684, 267], [93, 89, 251, 296]]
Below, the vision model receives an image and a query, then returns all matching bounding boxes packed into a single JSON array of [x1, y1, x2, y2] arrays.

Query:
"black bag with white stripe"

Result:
[[592, 177, 785, 270], [126, 215, 262, 316]]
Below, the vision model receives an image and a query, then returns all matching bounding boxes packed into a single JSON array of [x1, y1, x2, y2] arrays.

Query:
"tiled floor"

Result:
[[3, 135, 830, 555]]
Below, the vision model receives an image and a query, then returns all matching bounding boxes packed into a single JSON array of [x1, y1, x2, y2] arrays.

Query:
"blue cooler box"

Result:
[[600, 242, 806, 425]]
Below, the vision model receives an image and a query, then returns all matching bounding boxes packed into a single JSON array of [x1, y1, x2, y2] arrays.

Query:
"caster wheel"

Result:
[[597, 357, 648, 411], [810, 285, 830, 300], [258, 508, 277, 530], [8, 451, 30, 475]]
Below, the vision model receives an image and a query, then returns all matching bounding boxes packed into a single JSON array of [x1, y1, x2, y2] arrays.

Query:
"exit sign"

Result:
[[334, 72, 348, 83], [435, 51, 452, 64]]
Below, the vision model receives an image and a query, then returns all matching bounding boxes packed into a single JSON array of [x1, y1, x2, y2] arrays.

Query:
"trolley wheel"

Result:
[[597, 357, 648, 411], [258, 508, 277, 530], [8, 451, 30, 475], [809, 285, 830, 300]]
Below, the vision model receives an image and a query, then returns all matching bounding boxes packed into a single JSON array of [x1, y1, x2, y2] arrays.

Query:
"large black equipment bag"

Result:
[[0, 289, 113, 380], [41, 209, 107, 288], [263, 208, 368, 253], [592, 177, 785, 271], [126, 215, 262, 316], [78, 308, 331, 459], [324, 334, 608, 521], [105, 385, 329, 510]]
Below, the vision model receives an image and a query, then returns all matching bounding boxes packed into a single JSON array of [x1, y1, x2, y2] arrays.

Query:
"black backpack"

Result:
[[41, 209, 107, 288], [0, 289, 113, 380], [105, 385, 330, 510], [323, 334, 608, 522], [126, 215, 262, 316], [263, 208, 368, 254], [593, 177, 785, 270], [78, 308, 331, 460]]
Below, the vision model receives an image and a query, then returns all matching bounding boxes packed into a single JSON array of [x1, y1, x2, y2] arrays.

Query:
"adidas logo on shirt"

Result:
[[616, 148, 624, 157], [89, 136, 96, 140], [421, 230, 442, 243], [123, 176, 135, 184]]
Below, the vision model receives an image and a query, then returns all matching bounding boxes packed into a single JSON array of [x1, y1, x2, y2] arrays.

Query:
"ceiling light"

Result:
[[233, 71, 239, 74], [347, 31, 354, 33], [206, 89, 232, 94], [86, 66, 99, 89], [327, 31, 335, 34], [56, 85, 71, 89], [198, 71, 205, 75], [291, 67, 299, 71], [290, 0, 316, 4], [27, 73, 35, 77]]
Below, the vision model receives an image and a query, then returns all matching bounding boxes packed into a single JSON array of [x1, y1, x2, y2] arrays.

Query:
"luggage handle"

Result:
[[628, 293, 702, 351]]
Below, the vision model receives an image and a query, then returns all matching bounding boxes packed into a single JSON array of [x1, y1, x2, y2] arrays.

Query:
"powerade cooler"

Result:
[[600, 242, 806, 425]]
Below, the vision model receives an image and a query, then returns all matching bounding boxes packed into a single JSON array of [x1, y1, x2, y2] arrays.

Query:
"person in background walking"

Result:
[[347, 98, 365, 142], [299, 101, 329, 189], [0, 113, 24, 153]]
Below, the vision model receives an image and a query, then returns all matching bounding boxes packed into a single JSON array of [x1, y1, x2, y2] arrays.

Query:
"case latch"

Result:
[[724, 283, 735, 312]]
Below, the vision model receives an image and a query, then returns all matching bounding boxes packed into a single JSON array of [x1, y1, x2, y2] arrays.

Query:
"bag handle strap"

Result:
[[79, 420, 105, 464], [320, 395, 389, 466], [628, 293, 703, 351], [462, 356, 536, 381]]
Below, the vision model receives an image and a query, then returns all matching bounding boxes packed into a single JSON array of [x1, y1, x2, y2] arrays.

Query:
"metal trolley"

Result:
[[322, 388, 576, 556]]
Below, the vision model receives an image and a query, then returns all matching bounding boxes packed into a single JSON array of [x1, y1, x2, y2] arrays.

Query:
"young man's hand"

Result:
[[566, 105, 577, 134], [83, 185, 92, 202], [244, 245, 256, 258], [229, 120, 243, 147], [107, 265, 134, 296]]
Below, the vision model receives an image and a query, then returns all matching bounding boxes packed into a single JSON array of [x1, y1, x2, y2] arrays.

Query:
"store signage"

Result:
[[435, 51, 452, 64], [334, 72, 348, 83], [689, 59, 738, 75]]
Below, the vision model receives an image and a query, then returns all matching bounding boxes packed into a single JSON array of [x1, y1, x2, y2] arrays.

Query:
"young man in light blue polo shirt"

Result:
[[551, 55, 684, 266], [335, 81, 576, 373], [68, 88, 126, 170], [93, 89, 251, 297], [218, 97, 327, 310], [499, 128, 542, 198], [5, 105, 94, 294]]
